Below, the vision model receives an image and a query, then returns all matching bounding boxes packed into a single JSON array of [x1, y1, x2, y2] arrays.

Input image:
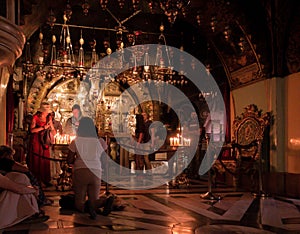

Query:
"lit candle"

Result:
[[170, 137, 174, 146], [175, 137, 179, 146], [70, 135, 76, 142]]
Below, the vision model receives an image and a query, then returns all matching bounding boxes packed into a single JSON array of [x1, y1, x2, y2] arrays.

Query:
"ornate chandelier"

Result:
[[22, 0, 192, 94], [158, 0, 191, 24], [23, 14, 90, 85]]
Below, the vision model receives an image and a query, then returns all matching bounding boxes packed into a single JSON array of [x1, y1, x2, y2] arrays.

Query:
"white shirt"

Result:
[[69, 137, 107, 175]]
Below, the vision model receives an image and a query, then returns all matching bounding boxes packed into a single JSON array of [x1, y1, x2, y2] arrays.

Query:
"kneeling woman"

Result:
[[67, 117, 107, 219]]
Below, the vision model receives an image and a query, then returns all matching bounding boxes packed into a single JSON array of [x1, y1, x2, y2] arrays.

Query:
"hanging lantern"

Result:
[[37, 31, 44, 65], [99, 0, 108, 10], [82, 0, 90, 16], [196, 12, 201, 26], [118, 0, 125, 9], [50, 35, 57, 66], [64, 1, 72, 21], [90, 39, 98, 67], [78, 31, 85, 68], [223, 26, 231, 41], [47, 9, 56, 28], [210, 16, 217, 32], [132, 0, 140, 11]]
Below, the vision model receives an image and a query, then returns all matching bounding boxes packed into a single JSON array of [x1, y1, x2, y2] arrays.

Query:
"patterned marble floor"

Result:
[[2, 181, 300, 234]]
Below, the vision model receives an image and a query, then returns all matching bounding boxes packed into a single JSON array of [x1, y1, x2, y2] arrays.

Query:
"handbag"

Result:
[[39, 129, 53, 149]]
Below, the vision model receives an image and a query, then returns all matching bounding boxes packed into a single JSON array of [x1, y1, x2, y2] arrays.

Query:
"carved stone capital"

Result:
[[0, 16, 25, 69]]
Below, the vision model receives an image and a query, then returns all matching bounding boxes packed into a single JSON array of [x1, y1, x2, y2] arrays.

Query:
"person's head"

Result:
[[77, 117, 97, 138], [72, 104, 81, 120], [190, 111, 197, 120], [37, 102, 52, 117], [142, 112, 149, 121], [0, 145, 15, 159], [52, 101, 59, 112]]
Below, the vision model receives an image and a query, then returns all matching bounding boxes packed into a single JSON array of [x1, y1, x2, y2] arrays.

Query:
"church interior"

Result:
[[1, 0, 300, 233]]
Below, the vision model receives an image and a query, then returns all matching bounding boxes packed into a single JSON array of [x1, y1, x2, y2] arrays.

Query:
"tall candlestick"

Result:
[[18, 97, 24, 129], [23, 76, 27, 97]]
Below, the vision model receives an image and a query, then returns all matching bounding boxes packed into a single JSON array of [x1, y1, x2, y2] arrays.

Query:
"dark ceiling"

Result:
[[12, 0, 300, 89]]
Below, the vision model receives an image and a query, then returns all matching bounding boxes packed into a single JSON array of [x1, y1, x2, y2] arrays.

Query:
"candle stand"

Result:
[[200, 168, 222, 200], [200, 136, 223, 201]]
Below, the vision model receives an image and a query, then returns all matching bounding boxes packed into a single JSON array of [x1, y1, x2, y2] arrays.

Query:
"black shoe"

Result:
[[84, 200, 97, 220], [21, 214, 49, 224], [102, 196, 115, 216]]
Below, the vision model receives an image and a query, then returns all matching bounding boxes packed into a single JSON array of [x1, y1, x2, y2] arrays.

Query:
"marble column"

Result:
[[0, 67, 9, 145], [0, 16, 26, 144]]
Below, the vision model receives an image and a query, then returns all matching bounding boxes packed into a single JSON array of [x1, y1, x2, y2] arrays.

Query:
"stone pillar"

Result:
[[6, 0, 16, 23], [269, 77, 286, 172], [0, 68, 9, 145], [0, 16, 26, 144]]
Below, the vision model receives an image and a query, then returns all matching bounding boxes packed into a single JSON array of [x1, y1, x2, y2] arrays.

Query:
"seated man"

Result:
[[0, 172, 49, 229], [0, 145, 53, 206]]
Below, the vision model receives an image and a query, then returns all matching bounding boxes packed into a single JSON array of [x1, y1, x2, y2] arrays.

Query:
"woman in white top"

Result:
[[67, 117, 107, 219]]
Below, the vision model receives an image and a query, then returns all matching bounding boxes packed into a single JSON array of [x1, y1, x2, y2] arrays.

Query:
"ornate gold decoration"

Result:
[[231, 104, 270, 191], [232, 104, 270, 147]]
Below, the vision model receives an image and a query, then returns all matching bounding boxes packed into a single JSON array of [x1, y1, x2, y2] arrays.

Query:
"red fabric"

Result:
[[27, 115, 51, 184], [6, 77, 14, 144]]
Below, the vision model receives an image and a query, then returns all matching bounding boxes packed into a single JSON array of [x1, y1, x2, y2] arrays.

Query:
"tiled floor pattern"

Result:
[[2, 184, 300, 233]]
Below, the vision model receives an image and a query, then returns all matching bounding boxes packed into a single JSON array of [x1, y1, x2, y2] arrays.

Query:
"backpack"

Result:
[[59, 194, 75, 209]]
